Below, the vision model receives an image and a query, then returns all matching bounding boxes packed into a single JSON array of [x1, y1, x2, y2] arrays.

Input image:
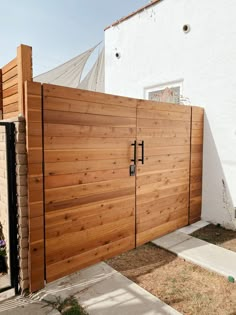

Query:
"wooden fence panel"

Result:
[[43, 84, 136, 283], [25, 81, 44, 292], [1, 45, 32, 119], [136, 100, 192, 246], [24, 81, 204, 290], [189, 107, 204, 224]]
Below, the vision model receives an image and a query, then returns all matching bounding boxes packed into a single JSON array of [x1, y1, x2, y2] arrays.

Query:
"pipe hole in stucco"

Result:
[[183, 24, 190, 33], [115, 52, 121, 59]]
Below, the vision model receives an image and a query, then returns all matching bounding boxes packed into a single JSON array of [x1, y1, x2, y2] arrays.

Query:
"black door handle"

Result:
[[130, 141, 137, 176], [138, 141, 144, 164], [131, 140, 137, 164]]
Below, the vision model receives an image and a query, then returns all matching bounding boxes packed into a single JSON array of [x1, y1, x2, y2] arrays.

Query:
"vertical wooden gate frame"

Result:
[[25, 82, 44, 292], [24, 81, 204, 292]]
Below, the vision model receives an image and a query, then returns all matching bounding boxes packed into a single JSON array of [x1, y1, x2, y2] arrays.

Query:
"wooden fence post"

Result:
[[189, 106, 204, 224], [17, 45, 32, 116], [25, 81, 44, 292]]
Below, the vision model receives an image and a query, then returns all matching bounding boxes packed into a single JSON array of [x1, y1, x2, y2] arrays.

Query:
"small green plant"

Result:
[[45, 296, 88, 315]]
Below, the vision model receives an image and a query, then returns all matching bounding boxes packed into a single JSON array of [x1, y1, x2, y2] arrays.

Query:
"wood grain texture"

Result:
[[189, 106, 204, 224], [1, 45, 32, 119], [2, 75, 18, 91], [17, 45, 32, 115], [1, 57, 17, 119], [23, 79, 204, 289], [2, 58, 17, 74], [43, 84, 136, 283], [136, 101, 191, 246], [43, 83, 137, 107], [25, 81, 44, 292], [0, 45, 32, 119]]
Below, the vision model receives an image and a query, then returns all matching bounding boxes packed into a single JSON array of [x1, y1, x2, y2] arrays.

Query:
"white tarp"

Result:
[[34, 43, 104, 92], [79, 47, 104, 92]]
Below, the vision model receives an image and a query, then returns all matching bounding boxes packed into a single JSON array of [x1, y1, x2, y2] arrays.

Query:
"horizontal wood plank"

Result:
[[44, 109, 136, 127], [44, 96, 136, 117], [44, 148, 129, 162], [45, 158, 130, 175], [137, 99, 191, 113], [2, 85, 18, 98], [2, 58, 17, 74], [44, 136, 133, 150], [45, 168, 129, 189], [43, 83, 137, 107], [44, 123, 136, 138], [2, 66, 17, 82], [2, 75, 18, 91], [137, 107, 190, 121]]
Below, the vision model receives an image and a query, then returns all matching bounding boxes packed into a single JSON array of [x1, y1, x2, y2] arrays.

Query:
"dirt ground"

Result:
[[191, 224, 236, 252], [107, 243, 236, 315]]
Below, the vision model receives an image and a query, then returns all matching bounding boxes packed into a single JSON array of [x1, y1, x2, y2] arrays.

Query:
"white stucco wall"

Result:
[[105, 0, 236, 229]]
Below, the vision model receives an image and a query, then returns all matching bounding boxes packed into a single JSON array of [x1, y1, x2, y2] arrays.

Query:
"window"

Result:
[[144, 80, 184, 104], [149, 86, 180, 103]]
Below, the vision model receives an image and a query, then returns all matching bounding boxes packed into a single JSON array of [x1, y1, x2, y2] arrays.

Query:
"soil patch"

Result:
[[107, 243, 236, 315], [191, 224, 236, 252]]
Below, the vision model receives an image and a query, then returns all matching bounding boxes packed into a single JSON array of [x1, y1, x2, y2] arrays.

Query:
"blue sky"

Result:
[[0, 0, 148, 76]]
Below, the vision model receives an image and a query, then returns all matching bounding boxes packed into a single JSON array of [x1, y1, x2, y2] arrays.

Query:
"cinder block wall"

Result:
[[15, 117, 28, 291]]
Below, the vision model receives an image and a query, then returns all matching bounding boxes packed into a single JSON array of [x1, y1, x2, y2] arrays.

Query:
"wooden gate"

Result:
[[136, 101, 191, 245], [25, 82, 203, 291], [43, 84, 136, 282]]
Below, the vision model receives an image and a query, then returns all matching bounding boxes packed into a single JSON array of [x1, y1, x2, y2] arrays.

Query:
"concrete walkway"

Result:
[[0, 263, 181, 315], [152, 221, 236, 279], [31, 262, 181, 315], [0, 296, 59, 315]]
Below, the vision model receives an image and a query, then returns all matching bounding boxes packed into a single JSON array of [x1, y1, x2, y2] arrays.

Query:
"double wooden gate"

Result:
[[25, 82, 203, 291]]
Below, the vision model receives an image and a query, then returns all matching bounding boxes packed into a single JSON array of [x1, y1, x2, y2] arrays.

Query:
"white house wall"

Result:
[[105, 0, 236, 229]]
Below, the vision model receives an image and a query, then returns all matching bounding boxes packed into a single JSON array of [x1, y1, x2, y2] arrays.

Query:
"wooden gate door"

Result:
[[26, 81, 203, 291], [136, 100, 192, 246], [43, 84, 136, 282]]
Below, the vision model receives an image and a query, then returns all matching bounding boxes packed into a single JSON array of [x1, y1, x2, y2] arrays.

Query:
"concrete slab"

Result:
[[76, 264, 181, 315], [178, 220, 209, 234], [0, 297, 59, 315], [32, 262, 181, 315], [171, 237, 236, 278], [0, 275, 10, 290], [153, 231, 236, 279], [152, 231, 192, 249], [191, 220, 210, 229], [0, 289, 14, 303]]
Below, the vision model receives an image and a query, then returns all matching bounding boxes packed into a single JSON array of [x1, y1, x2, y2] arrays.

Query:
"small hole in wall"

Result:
[[115, 52, 121, 59], [183, 24, 190, 33]]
